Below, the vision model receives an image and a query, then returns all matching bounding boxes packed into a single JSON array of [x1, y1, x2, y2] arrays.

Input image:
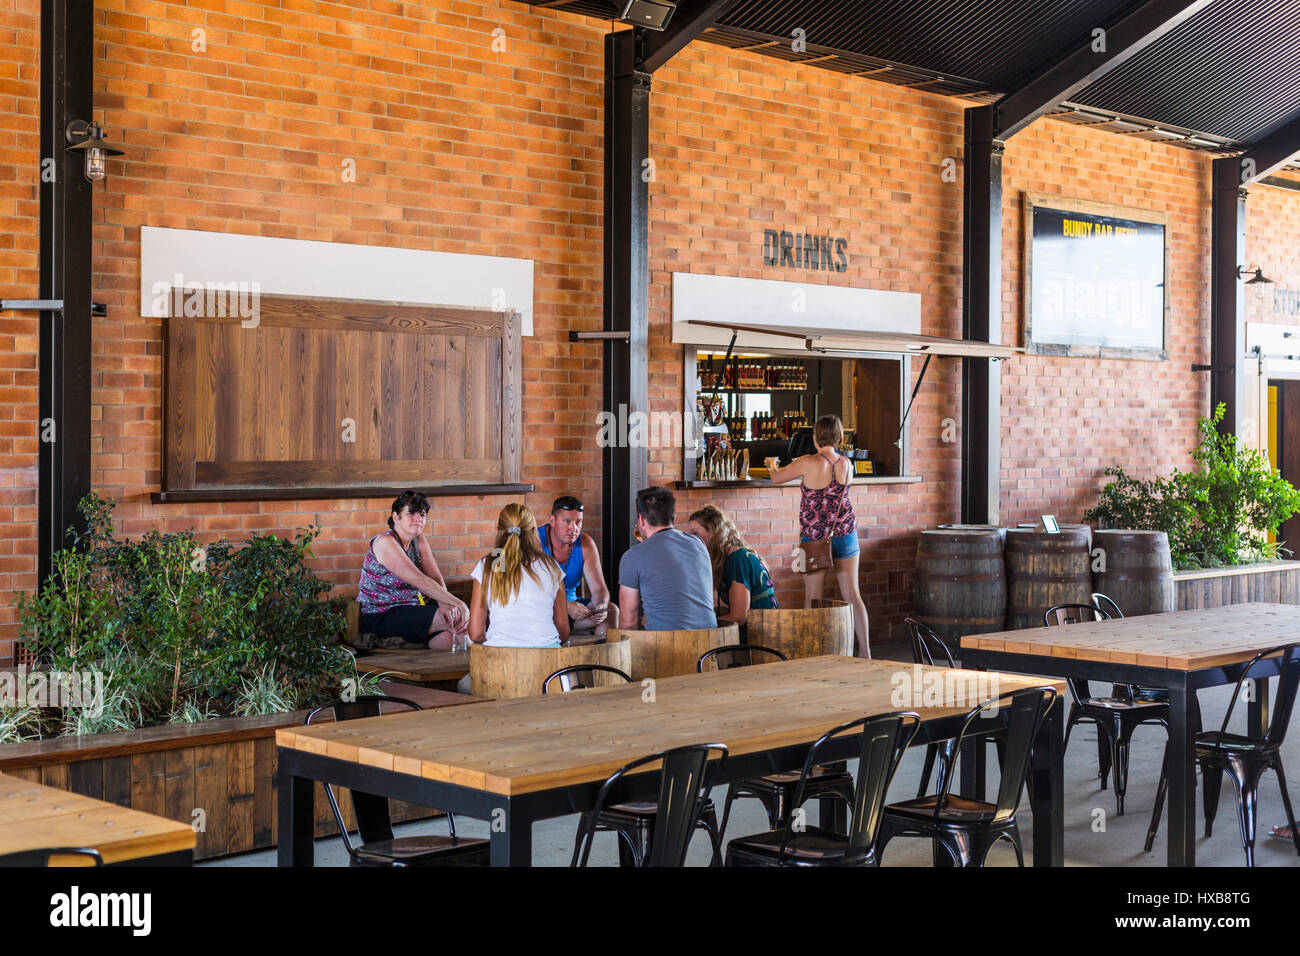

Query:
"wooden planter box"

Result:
[[0, 695, 465, 862], [1174, 560, 1300, 610]]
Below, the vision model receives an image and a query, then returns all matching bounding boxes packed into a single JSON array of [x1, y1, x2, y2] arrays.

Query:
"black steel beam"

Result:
[[637, 0, 744, 74], [602, 30, 651, 592], [994, 0, 1213, 139], [961, 106, 1003, 526], [1209, 156, 1247, 435], [1233, 109, 1300, 186], [39, 0, 95, 585]]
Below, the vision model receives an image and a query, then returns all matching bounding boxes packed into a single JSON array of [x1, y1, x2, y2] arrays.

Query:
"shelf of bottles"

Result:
[[707, 361, 809, 392]]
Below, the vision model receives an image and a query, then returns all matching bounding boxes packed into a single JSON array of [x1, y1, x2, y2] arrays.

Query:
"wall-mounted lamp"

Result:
[[64, 120, 123, 183], [1237, 264, 1275, 300], [618, 0, 676, 30]]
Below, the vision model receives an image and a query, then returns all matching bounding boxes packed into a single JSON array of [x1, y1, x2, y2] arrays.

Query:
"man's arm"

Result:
[[619, 585, 641, 631], [580, 533, 611, 607]]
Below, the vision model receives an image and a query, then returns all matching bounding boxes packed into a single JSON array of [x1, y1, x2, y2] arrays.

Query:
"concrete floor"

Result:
[[206, 678, 1300, 868]]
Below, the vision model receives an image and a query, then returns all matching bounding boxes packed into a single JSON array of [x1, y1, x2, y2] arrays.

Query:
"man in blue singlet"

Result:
[[538, 495, 618, 636]]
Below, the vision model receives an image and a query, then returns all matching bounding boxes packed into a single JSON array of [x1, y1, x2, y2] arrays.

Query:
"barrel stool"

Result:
[[469, 635, 631, 699]]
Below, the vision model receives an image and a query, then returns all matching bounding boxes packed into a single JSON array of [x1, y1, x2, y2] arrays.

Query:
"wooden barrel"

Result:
[[469, 635, 631, 699], [746, 599, 853, 659], [913, 529, 1007, 641], [612, 625, 740, 681], [1091, 529, 1175, 617], [1004, 527, 1093, 629]]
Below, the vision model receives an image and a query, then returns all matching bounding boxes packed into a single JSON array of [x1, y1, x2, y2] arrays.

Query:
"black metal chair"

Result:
[[1145, 644, 1300, 865], [877, 686, 1058, 867], [0, 847, 103, 866], [572, 743, 729, 867], [905, 618, 1016, 800], [697, 644, 786, 671], [304, 695, 490, 866], [545, 665, 725, 866], [698, 644, 857, 842], [541, 664, 631, 694], [725, 711, 920, 867], [1046, 603, 1170, 814]]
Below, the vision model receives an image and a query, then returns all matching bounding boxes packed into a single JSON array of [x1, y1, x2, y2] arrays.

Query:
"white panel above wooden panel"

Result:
[[140, 226, 535, 335]]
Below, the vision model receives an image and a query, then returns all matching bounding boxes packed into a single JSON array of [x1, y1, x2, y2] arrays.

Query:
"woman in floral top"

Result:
[[357, 490, 469, 648], [766, 414, 870, 657]]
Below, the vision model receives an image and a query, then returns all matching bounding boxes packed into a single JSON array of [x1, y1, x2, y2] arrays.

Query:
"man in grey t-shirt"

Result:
[[618, 487, 717, 631]]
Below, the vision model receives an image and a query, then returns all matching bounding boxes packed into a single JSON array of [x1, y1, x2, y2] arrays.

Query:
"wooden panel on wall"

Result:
[[165, 295, 522, 491]]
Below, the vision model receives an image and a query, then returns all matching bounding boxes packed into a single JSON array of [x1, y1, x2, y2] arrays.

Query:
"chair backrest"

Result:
[[1044, 604, 1111, 704], [1091, 592, 1124, 619], [904, 618, 955, 668], [542, 664, 631, 694], [940, 686, 1058, 824], [1043, 603, 1110, 627], [0, 847, 104, 867], [781, 711, 920, 864], [305, 695, 422, 850], [1215, 644, 1300, 748], [574, 743, 728, 867], [696, 644, 788, 672]]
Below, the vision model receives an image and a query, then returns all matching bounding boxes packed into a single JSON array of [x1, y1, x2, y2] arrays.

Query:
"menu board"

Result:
[[1025, 198, 1167, 357]]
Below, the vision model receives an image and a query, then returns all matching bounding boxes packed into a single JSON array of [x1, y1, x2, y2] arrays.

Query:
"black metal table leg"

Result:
[[1166, 680, 1196, 867], [490, 802, 533, 867], [276, 751, 315, 867], [1030, 695, 1064, 866]]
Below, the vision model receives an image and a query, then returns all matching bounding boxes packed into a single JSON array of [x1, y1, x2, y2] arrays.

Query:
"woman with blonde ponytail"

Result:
[[468, 504, 569, 647]]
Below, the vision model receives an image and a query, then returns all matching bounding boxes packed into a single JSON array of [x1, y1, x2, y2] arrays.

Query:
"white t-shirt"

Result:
[[471, 557, 563, 648]]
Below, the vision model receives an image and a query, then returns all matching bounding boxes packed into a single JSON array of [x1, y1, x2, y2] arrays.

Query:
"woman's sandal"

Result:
[[1268, 824, 1294, 841]]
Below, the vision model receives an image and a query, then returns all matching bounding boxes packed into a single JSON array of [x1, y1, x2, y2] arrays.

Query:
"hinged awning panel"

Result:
[[683, 319, 1023, 359]]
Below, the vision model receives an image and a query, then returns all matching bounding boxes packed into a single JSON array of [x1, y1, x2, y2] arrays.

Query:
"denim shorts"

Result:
[[802, 532, 860, 560]]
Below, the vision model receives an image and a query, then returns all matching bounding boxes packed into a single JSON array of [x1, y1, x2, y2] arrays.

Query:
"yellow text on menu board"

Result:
[[1062, 218, 1139, 238]]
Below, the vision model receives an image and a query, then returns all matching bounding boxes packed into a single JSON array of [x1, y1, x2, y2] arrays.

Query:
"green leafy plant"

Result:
[[15, 493, 353, 738], [1086, 405, 1300, 569], [0, 703, 45, 744]]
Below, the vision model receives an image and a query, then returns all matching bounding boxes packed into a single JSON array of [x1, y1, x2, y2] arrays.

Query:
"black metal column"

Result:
[[1209, 157, 1247, 436], [961, 106, 1003, 525], [39, 0, 95, 583], [601, 30, 651, 588]]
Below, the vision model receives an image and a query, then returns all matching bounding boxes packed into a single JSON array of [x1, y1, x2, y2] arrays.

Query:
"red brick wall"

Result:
[[5, 1, 1300, 660], [0, 0, 40, 661]]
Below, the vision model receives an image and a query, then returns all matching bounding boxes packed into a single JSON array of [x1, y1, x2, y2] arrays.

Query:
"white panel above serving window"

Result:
[[671, 272, 921, 351], [1247, 322, 1300, 381]]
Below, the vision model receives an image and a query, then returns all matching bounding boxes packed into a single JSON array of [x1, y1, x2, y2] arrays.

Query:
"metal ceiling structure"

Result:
[[524, 0, 1300, 158]]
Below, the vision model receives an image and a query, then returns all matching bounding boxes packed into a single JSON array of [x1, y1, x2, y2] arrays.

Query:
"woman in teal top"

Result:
[[686, 504, 777, 629]]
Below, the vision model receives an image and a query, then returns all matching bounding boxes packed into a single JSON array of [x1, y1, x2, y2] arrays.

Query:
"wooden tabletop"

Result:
[[277, 656, 1065, 797], [962, 602, 1300, 671], [354, 649, 470, 682], [0, 772, 196, 864]]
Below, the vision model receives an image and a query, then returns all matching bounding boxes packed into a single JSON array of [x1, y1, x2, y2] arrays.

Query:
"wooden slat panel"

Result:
[[225, 740, 255, 856], [444, 335, 467, 460], [423, 334, 445, 460], [195, 458, 501, 487], [170, 299, 521, 493], [467, 334, 487, 460], [501, 312, 521, 483], [164, 747, 195, 830], [66, 759, 102, 800], [165, 314, 198, 489], [254, 737, 275, 848], [253, 296, 505, 336], [102, 756, 132, 808], [131, 751, 166, 816], [192, 743, 227, 859]]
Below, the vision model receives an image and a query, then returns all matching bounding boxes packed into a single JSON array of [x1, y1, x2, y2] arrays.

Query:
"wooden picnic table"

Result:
[[961, 602, 1300, 867], [276, 656, 1067, 867], [0, 772, 196, 865]]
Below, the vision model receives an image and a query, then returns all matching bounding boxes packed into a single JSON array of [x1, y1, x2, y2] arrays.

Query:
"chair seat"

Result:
[[725, 825, 873, 867], [884, 793, 1001, 826], [744, 765, 854, 791], [353, 834, 490, 866], [1081, 697, 1169, 713], [1195, 732, 1276, 755], [604, 797, 715, 819]]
